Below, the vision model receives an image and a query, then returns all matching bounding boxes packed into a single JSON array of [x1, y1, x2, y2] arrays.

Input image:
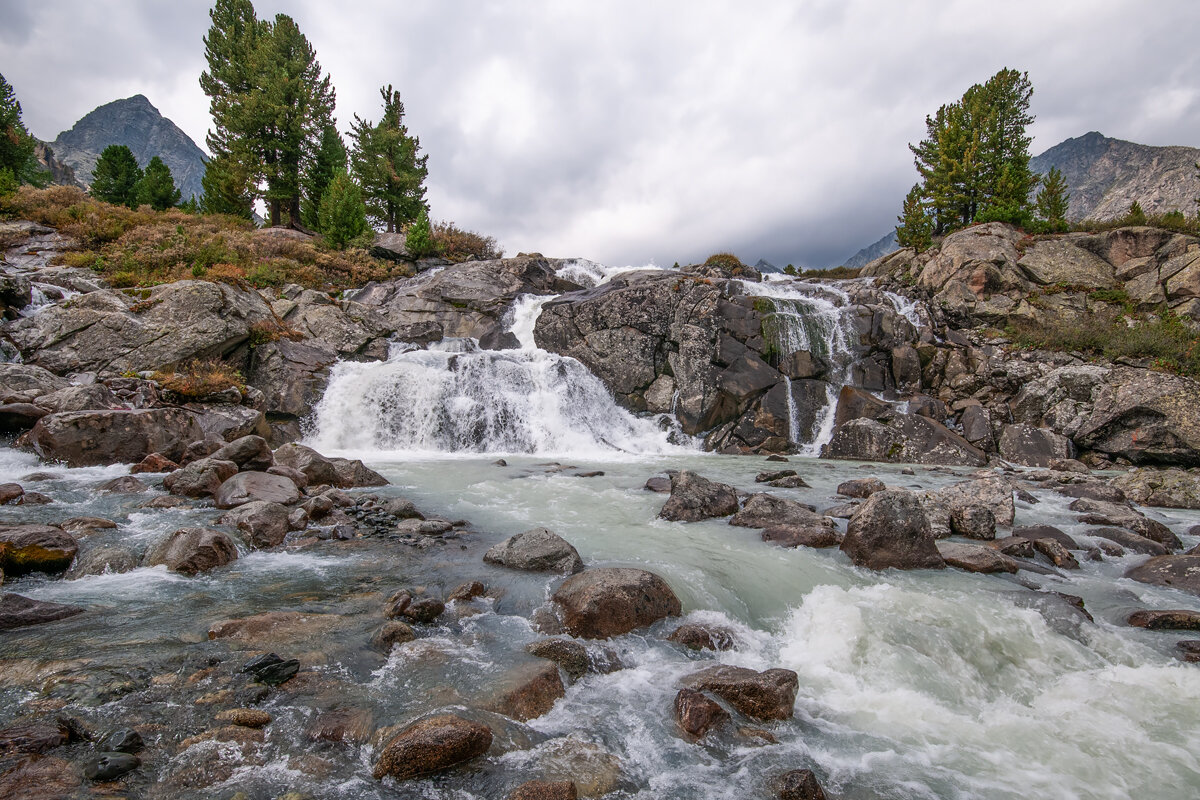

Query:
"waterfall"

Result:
[[742, 280, 861, 455], [308, 296, 692, 457]]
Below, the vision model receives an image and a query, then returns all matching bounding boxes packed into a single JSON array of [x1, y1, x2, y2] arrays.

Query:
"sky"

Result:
[[4, 1, 1200, 268]]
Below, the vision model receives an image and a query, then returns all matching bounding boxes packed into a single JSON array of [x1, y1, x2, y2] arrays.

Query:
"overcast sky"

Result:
[[4, 1, 1200, 267]]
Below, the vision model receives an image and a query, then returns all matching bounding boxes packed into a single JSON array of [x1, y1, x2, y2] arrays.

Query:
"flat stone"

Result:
[[0, 593, 84, 630], [1127, 609, 1200, 630]]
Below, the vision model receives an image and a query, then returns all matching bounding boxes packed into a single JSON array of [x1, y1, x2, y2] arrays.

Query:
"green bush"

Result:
[[405, 207, 436, 258]]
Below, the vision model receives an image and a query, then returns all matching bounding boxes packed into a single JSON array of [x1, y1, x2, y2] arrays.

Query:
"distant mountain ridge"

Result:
[[50, 95, 207, 203], [1029, 131, 1200, 221], [835, 131, 1200, 268]]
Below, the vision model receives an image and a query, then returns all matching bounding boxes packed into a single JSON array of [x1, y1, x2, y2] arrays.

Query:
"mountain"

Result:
[[838, 230, 898, 270], [1029, 131, 1200, 221], [754, 258, 783, 274], [50, 95, 207, 202]]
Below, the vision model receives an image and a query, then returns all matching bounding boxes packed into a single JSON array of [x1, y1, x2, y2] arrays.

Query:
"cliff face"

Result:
[[1030, 131, 1200, 221], [50, 95, 207, 202]]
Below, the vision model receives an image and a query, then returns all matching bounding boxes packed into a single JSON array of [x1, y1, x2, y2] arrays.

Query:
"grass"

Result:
[[1007, 305, 1200, 377], [153, 358, 247, 400], [1, 185, 411, 290]]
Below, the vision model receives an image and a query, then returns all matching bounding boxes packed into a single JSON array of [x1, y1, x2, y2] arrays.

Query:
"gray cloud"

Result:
[[4, 0, 1200, 267]]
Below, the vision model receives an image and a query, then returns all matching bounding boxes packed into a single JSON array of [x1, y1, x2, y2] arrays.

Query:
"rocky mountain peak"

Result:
[[49, 95, 207, 203]]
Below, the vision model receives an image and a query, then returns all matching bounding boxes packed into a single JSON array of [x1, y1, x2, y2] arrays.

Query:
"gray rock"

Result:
[[949, 505, 997, 540], [551, 567, 682, 639], [998, 423, 1074, 468], [273, 443, 342, 487], [658, 470, 739, 522], [218, 501, 291, 548], [211, 435, 274, 471], [27, 408, 204, 466], [729, 493, 827, 529], [826, 414, 987, 467], [936, 541, 1018, 574], [1086, 527, 1167, 556], [836, 477, 885, 498], [163, 457, 238, 498], [1125, 555, 1200, 596], [840, 489, 944, 570], [1110, 468, 1200, 509], [484, 528, 584, 574], [67, 546, 138, 578], [32, 384, 120, 412], [144, 527, 239, 574], [214, 471, 301, 509], [680, 665, 799, 721]]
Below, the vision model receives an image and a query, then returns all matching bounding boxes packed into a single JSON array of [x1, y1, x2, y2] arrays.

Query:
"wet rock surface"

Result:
[[372, 713, 493, 781], [552, 567, 682, 639], [484, 528, 585, 574], [681, 665, 799, 721]]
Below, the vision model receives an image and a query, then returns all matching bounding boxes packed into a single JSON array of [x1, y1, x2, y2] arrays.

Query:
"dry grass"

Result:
[[1, 186, 412, 290], [431, 220, 502, 262], [153, 358, 246, 400]]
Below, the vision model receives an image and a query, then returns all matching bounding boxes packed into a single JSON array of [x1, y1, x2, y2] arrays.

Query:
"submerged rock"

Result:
[[526, 638, 590, 682], [674, 687, 730, 739], [372, 713, 493, 781], [485, 661, 566, 721], [144, 527, 238, 574], [666, 623, 735, 651], [552, 567, 681, 639], [840, 489, 944, 571], [509, 781, 579, 800], [82, 752, 140, 781], [484, 528, 584, 574], [0, 593, 83, 629], [681, 665, 798, 721], [1126, 555, 1200, 596], [777, 769, 829, 800], [658, 471, 739, 522]]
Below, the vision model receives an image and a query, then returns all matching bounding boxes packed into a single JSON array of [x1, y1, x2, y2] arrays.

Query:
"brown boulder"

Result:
[[658, 471, 739, 522], [129, 453, 180, 474], [272, 443, 342, 487], [210, 435, 274, 471], [372, 714, 492, 781], [1127, 609, 1200, 630], [936, 541, 1018, 574], [162, 457, 238, 498], [0, 525, 77, 575], [144, 528, 238, 574], [0, 719, 74, 755], [27, 408, 204, 466], [681, 665, 798, 721], [1125, 555, 1200, 596], [510, 781, 578, 800], [551, 567, 681, 639], [666, 623, 735, 651], [1032, 537, 1080, 569], [840, 489, 944, 571], [485, 661, 566, 721], [525, 638, 590, 682], [217, 501, 291, 548], [836, 477, 885, 498], [674, 687, 730, 739], [0, 755, 81, 800], [0, 593, 84, 630], [0, 484, 22, 505], [778, 769, 829, 800]]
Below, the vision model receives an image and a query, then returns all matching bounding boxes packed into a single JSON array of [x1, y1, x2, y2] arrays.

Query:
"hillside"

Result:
[[50, 95, 208, 202], [1029, 131, 1200, 221]]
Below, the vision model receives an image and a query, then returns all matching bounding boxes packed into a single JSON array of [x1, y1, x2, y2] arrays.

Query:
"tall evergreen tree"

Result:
[[350, 85, 428, 232], [199, 0, 262, 198], [91, 145, 143, 207], [136, 156, 182, 210], [0, 72, 46, 187], [200, 152, 254, 218], [1035, 165, 1070, 229], [302, 122, 347, 230], [907, 68, 1037, 234]]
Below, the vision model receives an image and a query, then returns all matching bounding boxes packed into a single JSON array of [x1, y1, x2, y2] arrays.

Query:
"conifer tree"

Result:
[[0, 72, 46, 187], [1127, 200, 1146, 226], [1035, 165, 1070, 230], [200, 152, 254, 218], [404, 206, 435, 257], [317, 169, 369, 249], [135, 156, 182, 210], [350, 85, 428, 232], [896, 184, 933, 251], [199, 0, 262, 203], [91, 145, 143, 207], [302, 123, 347, 230]]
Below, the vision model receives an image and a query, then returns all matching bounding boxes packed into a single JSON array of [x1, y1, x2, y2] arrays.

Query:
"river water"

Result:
[[2, 270, 1200, 798]]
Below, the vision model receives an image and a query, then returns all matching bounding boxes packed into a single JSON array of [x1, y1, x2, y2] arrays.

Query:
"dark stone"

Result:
[[658, 471, 739, 522], [448, 581, 486, 602], [485, 661, 566, 721], [836, 477, 885, 498], [28, 408, 204, 466], [644, 476, 671, 493], [1032, 538, 1080, 569], [761, 525, 842, 549], [681, 665, 798, 721], [253, 659, 300, 686], [97, 728, 143, 754], [241, 653, 284, 674], [526, 638, 590, 682], [0, 719, 72, 755], [552, 567, 682, 639], [729, 493, 825, 529], [1177, 641, 1200, 662], [1087, 527, 1168, 556], [936, 541, 1018, 574], [1013, 525, 1078, 550], [371, 621, 416, 652], [1127, 609, 1200, 630], [82, 752, 140, 781], [0, 525, 78, 575], [0, 593, 84, 629], [949, 505, 996, 540], [0, 483, 22, 505], [840, 489, 944, 570], [403, 598, 446, 624], [674, 687, 730, 739], [756, 469, 798, 483], [143, 527, 238, 574], [778, 769, 829, 800], [667, 623, 735, 651], [509, 780, 578, 800]]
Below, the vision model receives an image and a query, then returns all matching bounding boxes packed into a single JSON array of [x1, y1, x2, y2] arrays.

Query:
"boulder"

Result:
[[214, 471, 301, 509], [949, 505, 997, 540], [372, 714, 493, 781], [551, 567, 682, 639], [272, 443, 342, 487], [1110, 468, 1200, 509], [484, 529, 584, 574], [0, 363, 68, 399], [218, 501, 291, 548], [997, 423, 1074, 467], [371, 621, 416, 652], [1032, 538, 1080, 569], [0, 483, 21, 505], [66, 545, 138, 578], [0, 403, 49, 432], [666, 623, 735, 651], [1086, 527, 1167, 556], [485, 661, 566, 721], [778, 769, 829, 800], [510, 781, 579, 800], [674, 687, 730, 739], [1067, 497, 1181, 550], [681, 665, 799, 721], [331, 458, 389, 488], [130, 453, 180, 474], [762, 525, 842, 549], [1127, 609, 1200, 630], [840, 489, 944, 570], [658, 471, 739, 522], [0, 593, 84, 629], [246, 338, 340, 423], [163, 457, 238, 498], [27, 408, 204, 466], [836, 477, 886, 498], [0, 525, 78, 575], [526, 638, 591, 682], [0, 754, 82, 798], [210, 435, 275, 471], [920, 477, 1018, 538], [144, 527, 238, 574], [32, 384, 120, 413], [0, 719, 75, 755], [1013, 525, 1078, 550], [936, 541, 1018, 574], [1125, 555, 1200, 596], [825, 414, 987, 467], [729, 493, 827, 529]]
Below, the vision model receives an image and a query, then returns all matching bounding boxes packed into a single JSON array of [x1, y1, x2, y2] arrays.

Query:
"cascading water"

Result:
[[308, 294, 692, 457], [555, 258, 664, 288], [742, 280, 861, 456]]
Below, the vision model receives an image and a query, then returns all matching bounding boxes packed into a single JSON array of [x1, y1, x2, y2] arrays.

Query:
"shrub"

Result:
[[431, 219, 501, 262], [247, 320, 304, 348], [153, 358, 246, 399], [405, 207, 436, 258], [703, 252, 744, 271]]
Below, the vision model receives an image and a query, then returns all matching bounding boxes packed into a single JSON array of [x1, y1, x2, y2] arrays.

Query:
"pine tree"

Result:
[[302, 123, 347, 230], [0, 72, 46, 187], [405, 206, 435, 257], [1128, 200, 1146, 226], [350, 85, 428, 232], [1035, 165, 1070, 230], [317, 169, 369, 249], [896, 184, 933, 251], [199, 0, 263, 201], [200, 152, 254, 217], [135, 156, 182, 210], [91, 145, 143, 207]]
